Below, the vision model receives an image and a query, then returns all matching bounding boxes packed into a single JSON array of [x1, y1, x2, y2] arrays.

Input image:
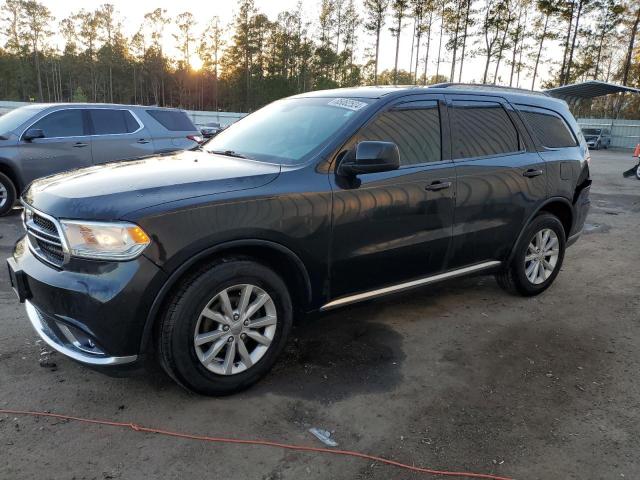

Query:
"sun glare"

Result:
[[190, 55, 204, 71]]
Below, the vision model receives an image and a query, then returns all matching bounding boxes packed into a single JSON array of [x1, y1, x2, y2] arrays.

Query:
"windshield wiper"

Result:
[[209, 149, 251, 159]]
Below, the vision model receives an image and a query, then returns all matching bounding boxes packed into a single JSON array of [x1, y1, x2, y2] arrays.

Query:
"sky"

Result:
[[46, 0, 555, 89]]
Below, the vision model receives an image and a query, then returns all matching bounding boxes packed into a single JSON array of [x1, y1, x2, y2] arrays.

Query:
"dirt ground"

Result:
[[1, 149, 639, 480]]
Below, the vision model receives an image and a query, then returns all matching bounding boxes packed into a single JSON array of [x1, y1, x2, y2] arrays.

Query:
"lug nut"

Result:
[[243, 320, 250, 326], [240, 333, 246, 340], [228, 336, 234, 343], [223, 325, 230, 331], [233, 313, 240, 320]]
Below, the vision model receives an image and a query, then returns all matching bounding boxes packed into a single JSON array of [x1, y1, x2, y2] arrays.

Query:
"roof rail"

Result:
[[429, 83, 549, 96]]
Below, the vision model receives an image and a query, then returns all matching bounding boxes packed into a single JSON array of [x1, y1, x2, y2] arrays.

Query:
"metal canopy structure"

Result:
[[546, 80, 640, 101], [546, 81, 640, 149]]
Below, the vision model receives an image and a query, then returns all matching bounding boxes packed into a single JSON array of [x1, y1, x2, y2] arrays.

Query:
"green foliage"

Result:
[[71, 86, 87, 102]]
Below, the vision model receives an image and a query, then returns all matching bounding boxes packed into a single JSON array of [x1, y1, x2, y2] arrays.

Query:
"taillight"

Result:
[[187, 135, 203, 144]]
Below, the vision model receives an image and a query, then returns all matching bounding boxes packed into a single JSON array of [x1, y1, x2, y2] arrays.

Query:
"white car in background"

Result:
[[581, 127, 611, 150]]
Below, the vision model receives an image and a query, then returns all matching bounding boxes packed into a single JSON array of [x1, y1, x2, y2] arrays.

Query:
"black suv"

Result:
[[7, 85, 591, 395]]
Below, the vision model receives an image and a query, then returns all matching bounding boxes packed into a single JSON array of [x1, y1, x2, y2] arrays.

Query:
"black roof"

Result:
[[294, 84, 567, 109]]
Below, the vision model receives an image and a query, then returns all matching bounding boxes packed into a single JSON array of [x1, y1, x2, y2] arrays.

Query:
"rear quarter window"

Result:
[[516, 105, 577, 149], [146, 109, 196, 132]]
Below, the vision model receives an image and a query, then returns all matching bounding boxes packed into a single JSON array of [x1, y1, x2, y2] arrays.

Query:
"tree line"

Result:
[[0, 0, 639, 117]]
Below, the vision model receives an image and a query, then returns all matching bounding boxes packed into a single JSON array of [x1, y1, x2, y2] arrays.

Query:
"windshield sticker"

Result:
[[328, 98, 368, 111]]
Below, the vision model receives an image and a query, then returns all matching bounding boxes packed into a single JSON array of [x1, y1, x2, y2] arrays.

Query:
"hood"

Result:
[[24, 150, 281, 220]]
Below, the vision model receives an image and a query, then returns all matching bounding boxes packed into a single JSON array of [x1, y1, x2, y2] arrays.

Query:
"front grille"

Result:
[[24, 206, 66, 268], [33, 214, 57, 235]]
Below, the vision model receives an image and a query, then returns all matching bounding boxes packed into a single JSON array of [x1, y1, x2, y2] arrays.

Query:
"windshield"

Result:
[[0, 105, 45, 134], [204, 97, 372, 164], [582, 128, 601, 136]]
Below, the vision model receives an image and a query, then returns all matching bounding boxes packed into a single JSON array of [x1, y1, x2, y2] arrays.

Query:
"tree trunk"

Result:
[[509, 5, 523, 86], [565, 0, 584, 85], [34, 49, 43, 101], [374, 25, 381, 84], [593, 10, 609, 79], [458, 0, 471, 82], [560, 0, 575, 85], [622, 6, 640, 86], [531, 13, 549, 90], [450, 0, 462, 82], [435, 3, 445, 79], [422, 11, 433, 84], [493, 13, 511, 84], [415, 31, 422, 84], [393, 12, 402, 84], [409, 18, 416, 75]]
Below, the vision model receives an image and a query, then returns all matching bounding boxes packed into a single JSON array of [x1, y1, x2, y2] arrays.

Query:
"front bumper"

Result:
[[24, 300, 137, 365], [8, 236, 167, 366]]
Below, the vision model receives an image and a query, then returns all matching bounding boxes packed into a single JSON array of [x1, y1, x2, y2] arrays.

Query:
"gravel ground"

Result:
[[1, 149, 639, 480]]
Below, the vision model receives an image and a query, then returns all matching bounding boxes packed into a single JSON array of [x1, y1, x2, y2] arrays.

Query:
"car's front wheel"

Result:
[[0, 172, 17, 216], [158, 258, 292, 395], [496, 213, 566, 296], [636, 164, 640, 180]]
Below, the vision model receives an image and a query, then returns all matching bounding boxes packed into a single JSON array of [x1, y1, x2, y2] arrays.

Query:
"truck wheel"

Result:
[[158, 257, 292, 395], [0, 172, 17, 216], [496, 213, 566, 296]]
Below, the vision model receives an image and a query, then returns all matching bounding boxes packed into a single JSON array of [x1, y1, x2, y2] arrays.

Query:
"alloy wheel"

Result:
[[193, 284, 277, 375], [0, 182, 7, 208], [524, 228, 560, 285]]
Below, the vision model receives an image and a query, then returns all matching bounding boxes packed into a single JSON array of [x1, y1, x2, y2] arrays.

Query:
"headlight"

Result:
[[60, 220, 151, 261]]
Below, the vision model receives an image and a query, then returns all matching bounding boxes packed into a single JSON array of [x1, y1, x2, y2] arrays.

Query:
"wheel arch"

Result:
[[507, 197, 573, 263], [139, 239, 313, 354], [0, 160, 21, 192]]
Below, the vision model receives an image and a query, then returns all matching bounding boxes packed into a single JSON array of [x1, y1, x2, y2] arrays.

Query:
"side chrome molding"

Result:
[[320, 261, 502, 311]]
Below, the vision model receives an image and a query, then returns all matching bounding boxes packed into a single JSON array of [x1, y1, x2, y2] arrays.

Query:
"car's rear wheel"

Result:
[[158, 258, 292, 395], [496, 213, 566, 296], [0, 172, 17, 216]]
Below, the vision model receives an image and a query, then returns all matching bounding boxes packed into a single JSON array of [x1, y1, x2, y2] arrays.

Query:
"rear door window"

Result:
[[450, 100, 520, 159], [356, 101, 441, 166], [516, 105, 577, 148], [31, 109, 85, 138], [146, 110, 195, 131], [89, 109, 140, 135]]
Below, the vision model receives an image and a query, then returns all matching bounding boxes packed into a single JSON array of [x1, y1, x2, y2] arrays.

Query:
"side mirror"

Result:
[[23, 128, 45, 142], [338, 141, 400, 176]]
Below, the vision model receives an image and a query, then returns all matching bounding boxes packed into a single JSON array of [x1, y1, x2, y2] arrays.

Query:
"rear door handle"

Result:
[[73, 142, 88, 148], [425, 180, 452, 191], [137, 139, 150, 144], [523, 169, 543, 178]]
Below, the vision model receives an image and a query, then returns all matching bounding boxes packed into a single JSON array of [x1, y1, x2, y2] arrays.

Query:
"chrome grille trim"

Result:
[[21, 201, 69, 268]]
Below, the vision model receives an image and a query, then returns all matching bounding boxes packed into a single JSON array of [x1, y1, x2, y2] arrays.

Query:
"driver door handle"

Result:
[[73, 142, 88, 148], [523, 168, 544, 178], [137, 139, 150, 144], [425, 180, 452, 191]]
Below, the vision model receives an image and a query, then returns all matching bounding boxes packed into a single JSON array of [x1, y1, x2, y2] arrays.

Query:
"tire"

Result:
[[594, 141, 600, 150], [0, 172, 17, 216], [496, 213, 566, 297], [636, 164, 640, 181], [157, 257, 292, 395]]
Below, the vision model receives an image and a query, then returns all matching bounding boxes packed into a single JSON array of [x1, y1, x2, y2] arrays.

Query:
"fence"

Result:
[[577, 118, 640, 149]]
